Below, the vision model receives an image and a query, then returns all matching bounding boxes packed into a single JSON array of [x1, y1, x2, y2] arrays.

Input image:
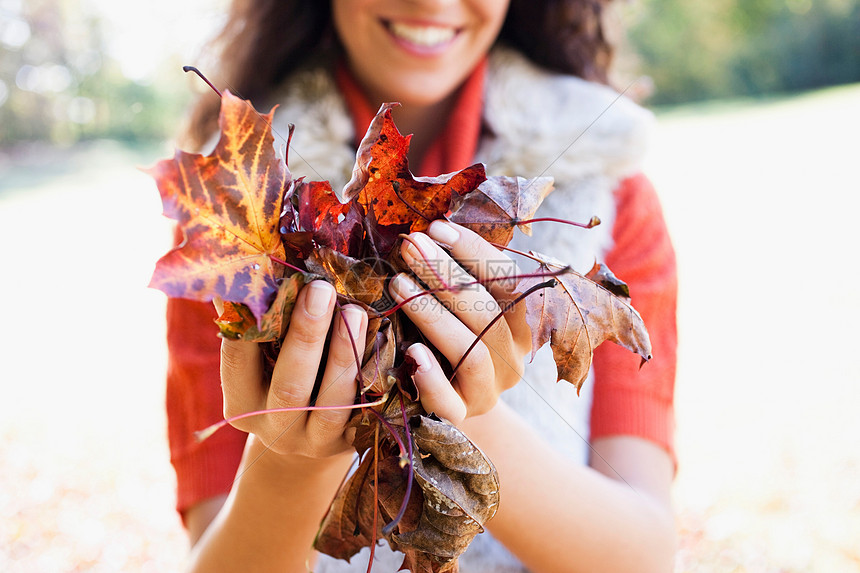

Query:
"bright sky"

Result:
[[81, 0, 228, 81]]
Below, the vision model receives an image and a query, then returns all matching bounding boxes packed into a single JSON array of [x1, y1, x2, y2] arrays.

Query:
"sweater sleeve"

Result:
[[166, 295, 247, 519], [589, 173, 678, 463]]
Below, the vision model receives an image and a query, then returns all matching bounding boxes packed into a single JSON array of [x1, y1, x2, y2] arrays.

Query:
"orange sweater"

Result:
[[165, 61, 677, 516]]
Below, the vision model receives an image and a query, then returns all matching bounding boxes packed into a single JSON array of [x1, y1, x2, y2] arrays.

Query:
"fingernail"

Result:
[[408, 344, 432, 373], [428, 221, 459, 248], [305, 281, 333, 318], [390, 273, 420, 303], [339, 307, 364, 340], [403, 233, 435, 263]]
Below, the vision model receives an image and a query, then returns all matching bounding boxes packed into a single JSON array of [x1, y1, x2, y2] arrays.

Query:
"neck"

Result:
[[389, 96, 456, 169], [348, 66, 459, 169]]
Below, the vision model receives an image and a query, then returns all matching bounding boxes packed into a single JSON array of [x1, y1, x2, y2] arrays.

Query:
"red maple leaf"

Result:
[[147, 90, 287, 323], [343, 103, 486, 238]]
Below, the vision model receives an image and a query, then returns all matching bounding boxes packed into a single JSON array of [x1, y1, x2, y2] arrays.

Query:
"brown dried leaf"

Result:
[[305, 247, 387, 306], [448, 176, 554, 246], [394, 414, 499, 572], [516, 253, 652, 391], [319, 401, 497, 573], [361, 319, 397, 394], [314, 450, 377, 561], [585, 261, 630, 299]]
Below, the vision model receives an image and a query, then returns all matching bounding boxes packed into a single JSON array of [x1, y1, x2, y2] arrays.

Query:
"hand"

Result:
[[219, 281, 368, 460], [389, 220, 531, 424]]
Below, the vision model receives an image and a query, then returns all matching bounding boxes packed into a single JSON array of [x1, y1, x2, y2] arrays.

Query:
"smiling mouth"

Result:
[[385, 21, 459, 49]]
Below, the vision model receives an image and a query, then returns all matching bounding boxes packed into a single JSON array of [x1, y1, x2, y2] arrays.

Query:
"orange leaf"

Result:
[[343, 103, 486, 236], [147, 91, 288, 323]]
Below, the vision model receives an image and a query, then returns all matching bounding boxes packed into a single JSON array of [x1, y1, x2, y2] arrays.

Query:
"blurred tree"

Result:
[[0, 0, 191, 146], [621, 0, 860, 104], [3, 0, 857, 143]]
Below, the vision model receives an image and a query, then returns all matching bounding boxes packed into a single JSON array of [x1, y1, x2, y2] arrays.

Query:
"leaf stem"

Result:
[[449, 279, 557, 381], [378, 267, 568, 319], [368, 408, 408, 462], [391, 181, 432, 222], [284, 123, 295, 167], [398, 233, 452, 293], [268, 254, 305, 274], [381, 392, 415, 536], [335, 299, 366, 392], [367, 423, 379, 573], [194, 394, 388, 443], [490, 242, 565, 267], [515, 215, 600, 229], [361, 331, 384, 394], [182, 66, 222, 98]]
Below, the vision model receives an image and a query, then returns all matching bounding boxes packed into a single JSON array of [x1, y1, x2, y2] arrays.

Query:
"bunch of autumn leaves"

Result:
[[148, 92, 651, 572]]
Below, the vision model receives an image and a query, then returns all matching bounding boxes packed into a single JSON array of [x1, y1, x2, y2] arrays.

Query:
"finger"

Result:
[[307, 305, 367, 453], [220, 338, 265, 429], [407, 344, 466, 425], [401, 232, 512, 349], [428, 220, 521, 300], [390, 273, 496, 416], [268, 280, 336, 413], [427, 221, 532, 345]]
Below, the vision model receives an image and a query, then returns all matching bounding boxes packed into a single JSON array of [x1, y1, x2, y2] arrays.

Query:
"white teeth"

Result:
[[389, 22, 456, 47]]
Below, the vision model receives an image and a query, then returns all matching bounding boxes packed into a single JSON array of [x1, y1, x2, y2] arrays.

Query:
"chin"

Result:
[[396, 90, 450, 109], [385, 74, 464, 109]]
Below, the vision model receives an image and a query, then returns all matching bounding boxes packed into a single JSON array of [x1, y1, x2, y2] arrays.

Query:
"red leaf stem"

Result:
[[381, 391, 415, 536], [352, 451, 373, 535], [449, 278, 557, 381], [379, 267, 568, 319], [182, 66, 222, 97], [368, 407, 409, 464], [367, 423, 379, 573], [515, 215, 600, 229], [268, 254, 306, 274], [194, 394, 388, 443], [398, 233, 451, 293], [391, 181, 432, 222], [335, 299, 366, 391], [489, 242, 558, 266]]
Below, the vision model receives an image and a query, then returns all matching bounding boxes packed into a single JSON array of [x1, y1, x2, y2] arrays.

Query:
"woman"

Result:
[[168, 1, 678, 571]]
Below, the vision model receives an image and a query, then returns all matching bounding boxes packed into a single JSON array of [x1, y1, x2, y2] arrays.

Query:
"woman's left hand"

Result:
[[388, 220, 531, 425]]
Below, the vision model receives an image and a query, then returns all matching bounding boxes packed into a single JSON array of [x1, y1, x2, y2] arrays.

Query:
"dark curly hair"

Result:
[[185, 0, 615, 148]]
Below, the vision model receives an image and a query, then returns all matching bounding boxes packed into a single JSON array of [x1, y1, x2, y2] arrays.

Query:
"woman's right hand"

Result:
[[219, 280, 368, 461]]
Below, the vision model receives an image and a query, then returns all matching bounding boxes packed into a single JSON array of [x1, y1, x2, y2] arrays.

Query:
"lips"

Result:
[[384, 20, 460, 52]]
